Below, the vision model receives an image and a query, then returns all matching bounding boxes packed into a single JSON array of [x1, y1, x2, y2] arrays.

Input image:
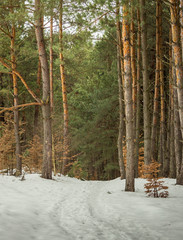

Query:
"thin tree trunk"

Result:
[[59, 0, 69, 175], [11, 22, 22, 175], [130, 2, 138, 177], [140, 0, 151, 165], [130, 3, 137, 136], [50, 15, 54, 114], [164, 29, 172, 177], [50, 14, 56, 176], [116, 0, 125, 179], [122, 5, 135, 192], [35, 0, 52, 179], [169, 51, 175, 177], [34, 58, 41, 135], [135, 6, 141, 178], [150, 0, 160, 163], [159, 0, 165, 175], [170, 0, 183, 184]]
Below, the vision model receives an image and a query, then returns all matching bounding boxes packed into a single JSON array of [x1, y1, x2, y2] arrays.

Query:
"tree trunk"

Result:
[[34, 58, 41, 136], [169, 62, 175, 178], [50, 15, 54, 114], [11, 23, 22, 175], [130, 3, 137, 137], [130, 2, 138, 177], [140, 0, 151, 165], [122, 5, 135, 192], [50, 13, 56, 176], [180, 0, 183, 61], [116, 0, 125, 179], [35, 0, 52, 179], [172, 54, 181, 179], [59, 0, 69, 175], [150, 0, 160, 163], [135, 6, 141, 178], [159, 0, 165, 175], [170, 0, 183, 184], [164, 30, 172, 177]]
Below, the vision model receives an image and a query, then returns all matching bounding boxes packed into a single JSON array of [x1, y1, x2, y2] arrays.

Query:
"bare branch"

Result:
[[0, 102, 42, 114], [0, 57, 41, 103]]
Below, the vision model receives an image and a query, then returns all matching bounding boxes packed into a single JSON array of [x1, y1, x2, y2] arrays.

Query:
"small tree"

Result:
[[143, 160, 169, 198]]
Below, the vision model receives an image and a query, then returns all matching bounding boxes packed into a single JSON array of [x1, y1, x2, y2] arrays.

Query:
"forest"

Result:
[[1, 1, 183, 240], [0, 0, 183, 192]]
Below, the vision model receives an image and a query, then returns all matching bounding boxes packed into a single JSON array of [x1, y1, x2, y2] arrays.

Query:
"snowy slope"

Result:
[[0, 174, 183, 240]]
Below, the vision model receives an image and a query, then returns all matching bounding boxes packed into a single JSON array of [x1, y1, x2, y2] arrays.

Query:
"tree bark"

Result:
[[172, 53, 181, 179], [134, 6, 141, 178], [50, 15, 54, 114], [150, 0, 160, 163], [11, 22, 22, 175], [35, 0, 52, 179], [180, 0, 183, 61], [122, 5, 135, 192], [130, 2, 138, 177], [59, 0, 69, 175], [130, 3, 137, 136], [140, 0, 151, 165], [50, 13, 56, 176], [170, 0, 183, 184], [116, 0, 125, 179], [34, 58, 41, 136], [159, 0, 165, 175]]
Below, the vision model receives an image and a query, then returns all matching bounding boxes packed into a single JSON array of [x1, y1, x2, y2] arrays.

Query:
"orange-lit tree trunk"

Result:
[[11, 23, 22, 175], [116, 0, 125, 179], [35, 0, 52, 179], [140, 0, 151, 165], [59, 0, 69, 175], [122, 4, 135, 192], [170, 0, 183, 184]]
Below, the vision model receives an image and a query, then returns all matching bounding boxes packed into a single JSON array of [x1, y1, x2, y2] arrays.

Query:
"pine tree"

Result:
[[143, 160, 169, 198]]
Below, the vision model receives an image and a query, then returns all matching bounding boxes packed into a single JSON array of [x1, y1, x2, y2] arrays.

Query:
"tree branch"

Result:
[[0, 57, 41, 103], [0, 102, 42, 114], [0, 27, 11, 38]]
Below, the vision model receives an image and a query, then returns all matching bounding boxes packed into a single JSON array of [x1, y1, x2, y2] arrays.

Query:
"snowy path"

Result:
[[0, 174, 183, 240]]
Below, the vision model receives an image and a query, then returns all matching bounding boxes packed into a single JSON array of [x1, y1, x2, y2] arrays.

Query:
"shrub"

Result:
[[143, 160, 169, 198]]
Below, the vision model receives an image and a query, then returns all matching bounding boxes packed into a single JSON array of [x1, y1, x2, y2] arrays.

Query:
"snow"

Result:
[[0, 174, 183, 240]]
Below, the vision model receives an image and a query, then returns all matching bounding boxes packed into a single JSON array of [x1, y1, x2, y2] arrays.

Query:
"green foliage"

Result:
[[66, 29, 120, 180]]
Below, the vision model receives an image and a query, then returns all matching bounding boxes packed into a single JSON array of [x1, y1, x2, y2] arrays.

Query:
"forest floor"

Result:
[[0, 174, 183, 240]]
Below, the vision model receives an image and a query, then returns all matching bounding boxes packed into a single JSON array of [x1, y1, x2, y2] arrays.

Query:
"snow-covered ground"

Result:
[[0, 174, 183, 240]]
